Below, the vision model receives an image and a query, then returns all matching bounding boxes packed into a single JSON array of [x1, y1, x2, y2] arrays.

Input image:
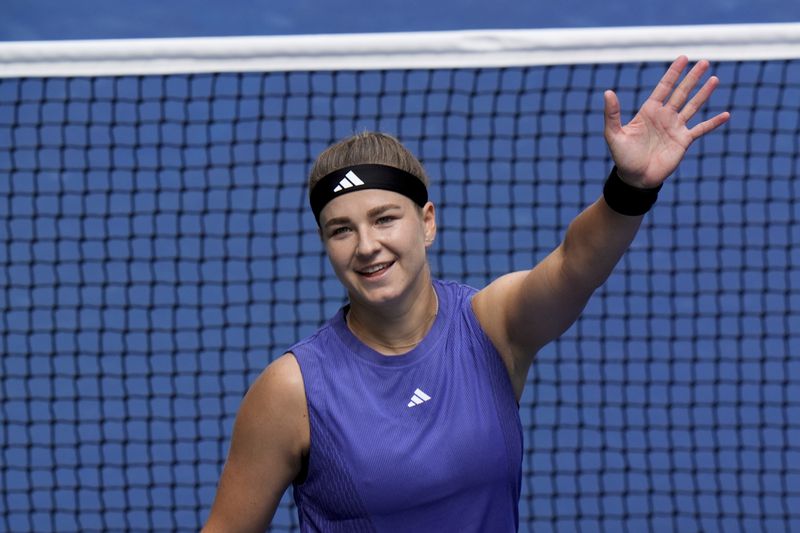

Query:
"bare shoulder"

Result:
[[239, 352, 309, 450], [473, 248, 587, 400], [250, 352, 305, 400], [472, 271, 530, 394], [472, 270, 529, 345], [202, 353, 308, 532]]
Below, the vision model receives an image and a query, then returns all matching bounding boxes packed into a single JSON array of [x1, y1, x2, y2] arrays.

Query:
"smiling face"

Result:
[[320, 188, 436, 311]]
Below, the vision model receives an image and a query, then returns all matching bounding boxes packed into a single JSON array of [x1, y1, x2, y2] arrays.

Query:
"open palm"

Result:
[[604, 56, 730, 189]]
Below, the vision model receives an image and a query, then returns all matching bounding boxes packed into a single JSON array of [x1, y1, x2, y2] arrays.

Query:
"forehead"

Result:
[[319, 189, 414, 223]]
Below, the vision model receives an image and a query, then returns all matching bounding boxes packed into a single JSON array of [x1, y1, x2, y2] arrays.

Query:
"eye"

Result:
[[376, 215, 396, 225], [329, 226, 351, 237]]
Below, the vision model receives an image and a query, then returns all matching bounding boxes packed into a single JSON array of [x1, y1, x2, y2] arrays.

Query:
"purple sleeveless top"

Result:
[[289, 279, 522, 532]]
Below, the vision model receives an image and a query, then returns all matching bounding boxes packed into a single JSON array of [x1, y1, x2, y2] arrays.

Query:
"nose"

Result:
[[355, 227, 381, 257]]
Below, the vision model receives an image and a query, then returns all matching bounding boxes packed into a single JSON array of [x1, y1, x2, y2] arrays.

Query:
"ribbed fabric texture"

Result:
[[290, 280, 522, 532]]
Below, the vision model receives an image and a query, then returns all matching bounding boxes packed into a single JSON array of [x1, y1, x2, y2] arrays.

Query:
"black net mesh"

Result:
[[1, 61, 799, 532]]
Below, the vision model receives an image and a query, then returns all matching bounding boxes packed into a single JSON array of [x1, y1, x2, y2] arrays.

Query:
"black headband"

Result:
[[309, 164, 428, 225]]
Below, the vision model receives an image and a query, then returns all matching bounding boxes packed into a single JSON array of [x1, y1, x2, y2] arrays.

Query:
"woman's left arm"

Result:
[[474, 56, 730, 400]]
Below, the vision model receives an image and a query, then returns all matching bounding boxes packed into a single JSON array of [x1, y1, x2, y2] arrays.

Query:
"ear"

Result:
[[422, 201, 436, 248]]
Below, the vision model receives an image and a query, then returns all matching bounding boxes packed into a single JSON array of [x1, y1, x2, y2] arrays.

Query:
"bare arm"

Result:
[[202, 353, 309, 533], [473, 197, 642, 398], [474, 56, 730, 400]]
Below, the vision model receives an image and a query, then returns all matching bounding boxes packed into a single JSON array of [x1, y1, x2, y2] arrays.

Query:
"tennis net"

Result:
[[2, 24, 799, 532]]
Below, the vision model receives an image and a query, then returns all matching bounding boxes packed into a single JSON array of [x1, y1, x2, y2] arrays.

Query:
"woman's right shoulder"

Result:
[[204, 354, 309, 531], [236, 352, 310, 454], [248, 352, 305, 403]]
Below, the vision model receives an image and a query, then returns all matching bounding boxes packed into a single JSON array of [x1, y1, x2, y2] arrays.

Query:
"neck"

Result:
[[346, 277, 439, 356]]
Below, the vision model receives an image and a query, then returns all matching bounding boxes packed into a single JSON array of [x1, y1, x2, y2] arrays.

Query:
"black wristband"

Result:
[[602, 166, 662, 216]]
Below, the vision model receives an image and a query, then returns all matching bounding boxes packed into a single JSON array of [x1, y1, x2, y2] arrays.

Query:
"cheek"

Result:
[[324, 241, 351, 269], [394, 224, 427, 255]]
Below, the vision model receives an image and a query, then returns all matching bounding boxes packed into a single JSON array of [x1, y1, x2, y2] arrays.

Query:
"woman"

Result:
[[203, 56, 729, 532]]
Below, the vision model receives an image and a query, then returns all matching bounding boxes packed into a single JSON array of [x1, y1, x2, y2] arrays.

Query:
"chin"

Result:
[[353, 285, 404, 307], [348, 275, 411, 307]]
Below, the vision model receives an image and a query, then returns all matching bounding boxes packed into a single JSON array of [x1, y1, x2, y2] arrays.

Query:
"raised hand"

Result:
[[603, 55, 730, 189]]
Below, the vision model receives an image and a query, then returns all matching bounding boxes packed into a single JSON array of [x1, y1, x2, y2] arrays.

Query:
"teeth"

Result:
[[362, 263, 389, 274]]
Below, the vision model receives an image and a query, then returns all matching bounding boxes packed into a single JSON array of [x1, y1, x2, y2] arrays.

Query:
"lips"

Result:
[[356, 261, 394, 278]]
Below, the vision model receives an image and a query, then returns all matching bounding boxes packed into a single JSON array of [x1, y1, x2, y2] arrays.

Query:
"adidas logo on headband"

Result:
[[309, 164, 429, 225], [333, 170, 365, 192]]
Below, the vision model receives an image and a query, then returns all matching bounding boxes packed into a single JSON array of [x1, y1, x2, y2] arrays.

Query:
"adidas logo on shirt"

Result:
[[407, 388, 431, 408], [333, 170, 365, 192]]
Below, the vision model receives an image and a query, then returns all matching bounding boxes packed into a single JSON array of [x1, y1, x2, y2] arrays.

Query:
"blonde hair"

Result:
[[308, 131, 429, 194]]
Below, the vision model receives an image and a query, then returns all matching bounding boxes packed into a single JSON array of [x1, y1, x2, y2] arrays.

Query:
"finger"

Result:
[[679, 75, 720, 122], [603, 89, 623, 137], [666, 59, 710, 112], [648, 55, 689, 103], [688, 111, 731, 140]]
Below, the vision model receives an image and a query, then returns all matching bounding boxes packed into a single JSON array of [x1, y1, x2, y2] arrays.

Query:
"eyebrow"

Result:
[[323, 203, 403, 228]]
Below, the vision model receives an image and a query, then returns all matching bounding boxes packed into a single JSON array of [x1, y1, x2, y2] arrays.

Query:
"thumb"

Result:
[[603, 89, 623, 139]]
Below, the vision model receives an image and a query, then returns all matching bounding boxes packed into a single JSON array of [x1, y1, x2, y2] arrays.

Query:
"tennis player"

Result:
[[202, 56, 729, 532]]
